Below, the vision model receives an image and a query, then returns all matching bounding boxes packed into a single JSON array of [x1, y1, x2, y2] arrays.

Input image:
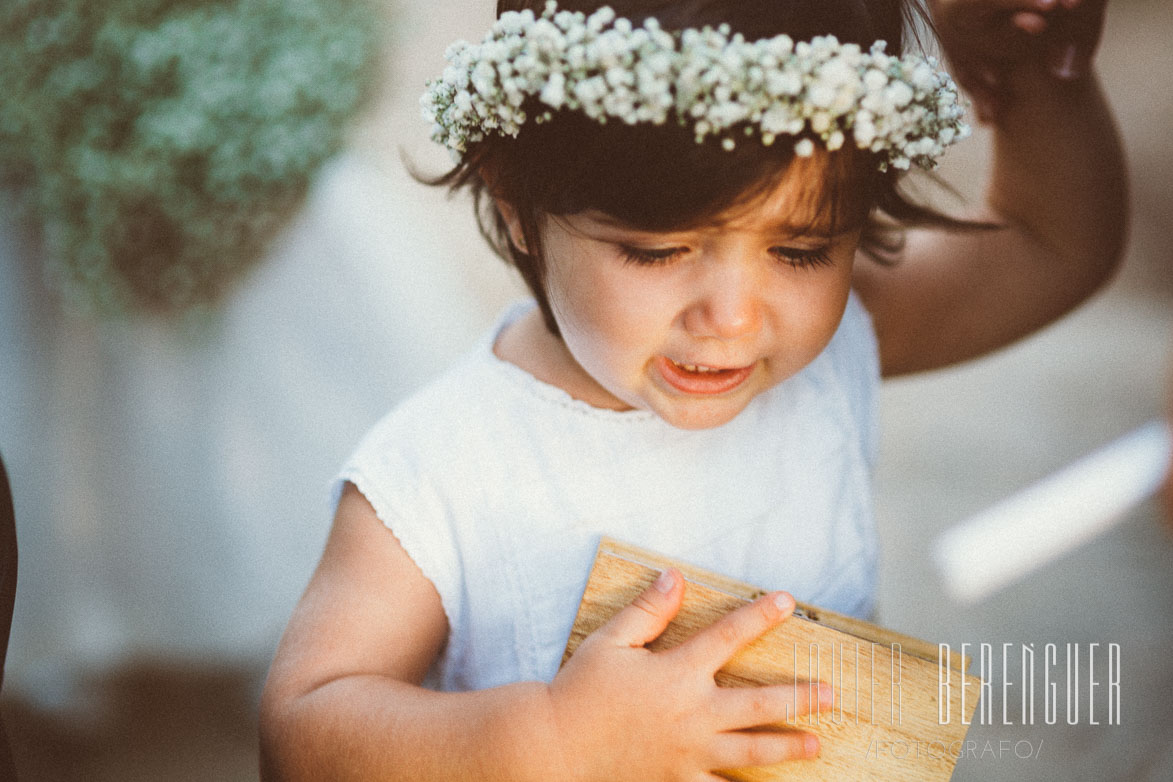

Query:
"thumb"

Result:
[[1045, 0, 1106, 80], [597, 568, 685, 648]]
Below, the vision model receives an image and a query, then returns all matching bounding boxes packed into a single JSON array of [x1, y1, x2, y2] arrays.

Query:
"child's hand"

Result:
[[544, 569, 829, 782], [930, 0, 1108, 121]]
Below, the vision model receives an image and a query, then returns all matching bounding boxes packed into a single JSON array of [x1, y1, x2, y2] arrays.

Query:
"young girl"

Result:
[[261, 0, 1125, 778]]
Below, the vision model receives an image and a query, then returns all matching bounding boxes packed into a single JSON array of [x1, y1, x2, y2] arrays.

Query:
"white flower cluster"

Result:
[[421, 1, 969, 171]]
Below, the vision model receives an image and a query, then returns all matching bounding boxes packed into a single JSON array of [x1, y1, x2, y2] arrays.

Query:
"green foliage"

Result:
[[0, 0, 378, 315]]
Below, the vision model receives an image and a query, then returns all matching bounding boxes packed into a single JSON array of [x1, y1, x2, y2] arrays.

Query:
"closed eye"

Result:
[[619, 244, 834, 268], [771, 246, 833, 269], [618, 245, 689, 266]]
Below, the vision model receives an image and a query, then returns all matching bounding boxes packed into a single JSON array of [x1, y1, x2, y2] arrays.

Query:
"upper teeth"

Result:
[[674, 361, 720, 373]]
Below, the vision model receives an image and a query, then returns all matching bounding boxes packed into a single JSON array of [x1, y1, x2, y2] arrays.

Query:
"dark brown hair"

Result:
[[424, 0, 981, 335]]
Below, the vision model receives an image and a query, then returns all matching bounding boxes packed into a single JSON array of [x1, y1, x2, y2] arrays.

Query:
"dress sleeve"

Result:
[[332, 412, 463, 638]]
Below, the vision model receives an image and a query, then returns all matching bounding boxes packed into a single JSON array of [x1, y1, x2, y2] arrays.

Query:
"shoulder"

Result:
[[331, 335, 526, 638], [753, 290, 878, 436], [826, 290, 881, 385], [338, 301, 565, 503], [348, 339, 515, 473], [809, 290, 881, 463]]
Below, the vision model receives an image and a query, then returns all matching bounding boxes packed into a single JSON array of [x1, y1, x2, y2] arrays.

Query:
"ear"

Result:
[[479, 164, 529, 253], [493, 196, 528, 253]]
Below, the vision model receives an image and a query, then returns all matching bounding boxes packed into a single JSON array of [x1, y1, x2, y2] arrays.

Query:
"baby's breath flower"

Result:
[[420, 1, 968, 171], [540, 71, 567, 108], [2, 0, 377, 315]]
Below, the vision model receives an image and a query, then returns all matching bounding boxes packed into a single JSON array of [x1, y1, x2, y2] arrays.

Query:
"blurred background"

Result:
[[0, 0, 1169, 779]]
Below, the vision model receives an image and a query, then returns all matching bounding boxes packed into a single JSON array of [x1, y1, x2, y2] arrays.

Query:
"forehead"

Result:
[[711, 151, 854, 236], [587, 147, 866, 237]]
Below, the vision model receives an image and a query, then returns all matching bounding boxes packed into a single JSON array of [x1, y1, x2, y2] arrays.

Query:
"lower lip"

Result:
[[655, 356, 755, 395]]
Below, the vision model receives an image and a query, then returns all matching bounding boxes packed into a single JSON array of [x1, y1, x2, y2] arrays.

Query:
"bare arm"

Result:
[[856, 0, 1128, 376], [260, 484, 831, 782], [259, 483, 557, 780]]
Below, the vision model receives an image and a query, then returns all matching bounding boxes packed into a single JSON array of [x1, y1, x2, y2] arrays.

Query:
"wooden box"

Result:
[[562, 538, 980, 781]]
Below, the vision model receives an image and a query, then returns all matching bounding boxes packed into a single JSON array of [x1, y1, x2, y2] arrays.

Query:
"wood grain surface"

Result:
[[562, 538, 982, 781]]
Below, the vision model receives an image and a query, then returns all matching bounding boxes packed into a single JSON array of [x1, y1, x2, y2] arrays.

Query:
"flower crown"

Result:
[[422, 1, 970, 171]]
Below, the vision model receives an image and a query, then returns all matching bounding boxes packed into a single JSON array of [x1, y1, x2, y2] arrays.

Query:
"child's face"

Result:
[[532, 159, 860, 430]]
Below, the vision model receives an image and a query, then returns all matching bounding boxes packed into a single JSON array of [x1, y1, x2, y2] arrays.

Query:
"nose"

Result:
[[681, 260, 764, 341]]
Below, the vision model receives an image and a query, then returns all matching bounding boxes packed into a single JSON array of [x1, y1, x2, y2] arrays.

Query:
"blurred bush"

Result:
[[0, 0, 378, 315]]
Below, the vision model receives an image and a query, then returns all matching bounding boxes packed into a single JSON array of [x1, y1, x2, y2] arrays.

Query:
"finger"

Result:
[[594, 568, 684, 648], [1046, 41, 1082, 79], [677, 592, 795, 672], [714, 681, 834, 730], [1011, 10, 1048, 34], [709, 729, 821, 770], [1043, 0, 1106, 79], [948, 0, 1056, 11]]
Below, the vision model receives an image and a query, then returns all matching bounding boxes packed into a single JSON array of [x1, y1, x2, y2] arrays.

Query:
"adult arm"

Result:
[[856, 0, 1128, 376]]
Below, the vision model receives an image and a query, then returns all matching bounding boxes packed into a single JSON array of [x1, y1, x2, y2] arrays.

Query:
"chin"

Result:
[[655, 401, 749, 431]]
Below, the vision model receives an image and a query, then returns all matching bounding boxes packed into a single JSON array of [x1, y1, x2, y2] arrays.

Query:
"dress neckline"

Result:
[[482, 300, 662, 425]]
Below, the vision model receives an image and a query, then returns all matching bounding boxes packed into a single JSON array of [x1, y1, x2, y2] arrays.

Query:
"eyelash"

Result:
[[618, 246, 685, 266], [770, 247, 834, 269], [618, 245, 833, 269]]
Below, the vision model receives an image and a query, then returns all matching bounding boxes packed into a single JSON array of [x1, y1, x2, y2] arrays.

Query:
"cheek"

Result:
[[807, 278, 853, 338], [769, 266, 854, 351], [550, 257, 671, 345]]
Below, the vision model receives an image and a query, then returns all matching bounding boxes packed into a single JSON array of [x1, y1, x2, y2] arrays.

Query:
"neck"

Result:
[[493, 306, 631, 411]]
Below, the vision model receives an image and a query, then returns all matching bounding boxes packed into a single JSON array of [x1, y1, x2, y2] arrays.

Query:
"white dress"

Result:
[[337, 292, 881, 691]]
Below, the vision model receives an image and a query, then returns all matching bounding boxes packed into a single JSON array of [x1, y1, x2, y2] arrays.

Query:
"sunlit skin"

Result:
[[495, 157, 863, 430]]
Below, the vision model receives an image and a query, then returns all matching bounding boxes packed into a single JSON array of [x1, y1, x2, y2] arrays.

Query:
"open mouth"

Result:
[[655, 356, 755, 395]]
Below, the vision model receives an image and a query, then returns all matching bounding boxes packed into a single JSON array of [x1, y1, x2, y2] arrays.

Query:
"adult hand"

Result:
[[930, 0, 1109, 121]]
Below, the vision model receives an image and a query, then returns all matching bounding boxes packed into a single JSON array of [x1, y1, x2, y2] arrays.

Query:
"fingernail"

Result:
[[805, 735, 821, 756], [1012, 11, 1047, 35], [773, 592, 795, 613], [653, 569, 675, 593], [1051, 43, 1080, 79], [819, 683, 835, 708]]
